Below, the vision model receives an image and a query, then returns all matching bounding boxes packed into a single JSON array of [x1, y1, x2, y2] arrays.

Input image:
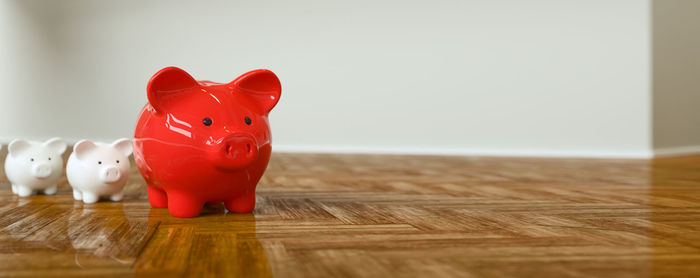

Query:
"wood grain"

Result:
[[1, 152, 700, 277]]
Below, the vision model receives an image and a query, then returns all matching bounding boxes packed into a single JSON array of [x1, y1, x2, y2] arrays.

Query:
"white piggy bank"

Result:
[[66, 138, 132, 203], [5, 138, 67, 196]]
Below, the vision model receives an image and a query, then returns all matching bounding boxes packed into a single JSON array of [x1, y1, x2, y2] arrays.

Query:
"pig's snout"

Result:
[[218, 133, 258, 169], [100, 166, 122, 183], [32, 163, 52, 178]]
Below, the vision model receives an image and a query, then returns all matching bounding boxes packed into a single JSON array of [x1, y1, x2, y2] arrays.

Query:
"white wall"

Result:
[[652, 0, 700, 156], [0, 0, 653, 157]]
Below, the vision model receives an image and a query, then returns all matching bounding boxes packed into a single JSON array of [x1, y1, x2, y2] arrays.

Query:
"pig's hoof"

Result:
[[168, 207, 203, 218], [110, 193, 124, 202], [43, 185, 57, 195], [167, 195, 203, 218], [147, 185, 168, 208], [73, 190, 83, 200], [17, 186, 33, 197], [224, 195, 255, 213], [82, 193, 99, 204]]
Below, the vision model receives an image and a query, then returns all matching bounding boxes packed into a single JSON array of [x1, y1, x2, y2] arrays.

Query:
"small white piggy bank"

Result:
[[66, 138, 132, 203], [5, 138, 67, 196]]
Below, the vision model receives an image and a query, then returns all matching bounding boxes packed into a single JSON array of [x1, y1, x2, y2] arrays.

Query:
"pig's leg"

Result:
[[82, 192, 99, 204], [17, 186, 33, 197], [147, 185, 168, 208], [110, 191, 124, 202], [224, 190, 256, 213], [73, 189, 83, 200], [11, 184, 17, 194], [167, 193, 204, 218], [43, 185, 57, 195]]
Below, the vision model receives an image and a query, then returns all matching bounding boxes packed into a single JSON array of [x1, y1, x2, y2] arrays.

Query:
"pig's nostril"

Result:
[[246, 143, 251, 153]]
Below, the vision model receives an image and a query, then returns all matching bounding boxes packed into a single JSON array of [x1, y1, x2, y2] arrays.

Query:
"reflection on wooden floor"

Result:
[[1, 153, 700, 277]]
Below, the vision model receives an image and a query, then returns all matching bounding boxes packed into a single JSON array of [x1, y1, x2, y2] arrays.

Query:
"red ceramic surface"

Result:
[[133, 67, 281, 218]]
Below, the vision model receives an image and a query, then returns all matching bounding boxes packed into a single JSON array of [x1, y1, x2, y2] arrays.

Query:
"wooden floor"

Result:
[[1, 153, 700, 277]]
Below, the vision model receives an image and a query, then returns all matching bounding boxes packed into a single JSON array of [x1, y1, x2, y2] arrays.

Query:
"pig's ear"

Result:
[[230, 69, 281, 114], [111, 138, 133, 157], [73, 140, 97, 160], [43, 137, 66, 155], [8, 139, 31, 158], [147, 67, 198, 113]]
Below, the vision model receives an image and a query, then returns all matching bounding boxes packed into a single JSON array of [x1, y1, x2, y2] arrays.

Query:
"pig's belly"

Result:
[[73, 182, 124, 196], [148, 169, 258, 201]]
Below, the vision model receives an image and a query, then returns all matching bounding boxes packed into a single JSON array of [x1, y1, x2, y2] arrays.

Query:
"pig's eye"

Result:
[[30, 158, 34, 162], [203, 118, 213, 126], [48, 157, 51, 161], [98, 161, 102, 165], [116, 160, 120, 163], [244, 117, 252, 125]]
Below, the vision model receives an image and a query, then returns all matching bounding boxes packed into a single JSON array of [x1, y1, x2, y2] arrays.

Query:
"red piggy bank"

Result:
[[133, 67, 281, 218]]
